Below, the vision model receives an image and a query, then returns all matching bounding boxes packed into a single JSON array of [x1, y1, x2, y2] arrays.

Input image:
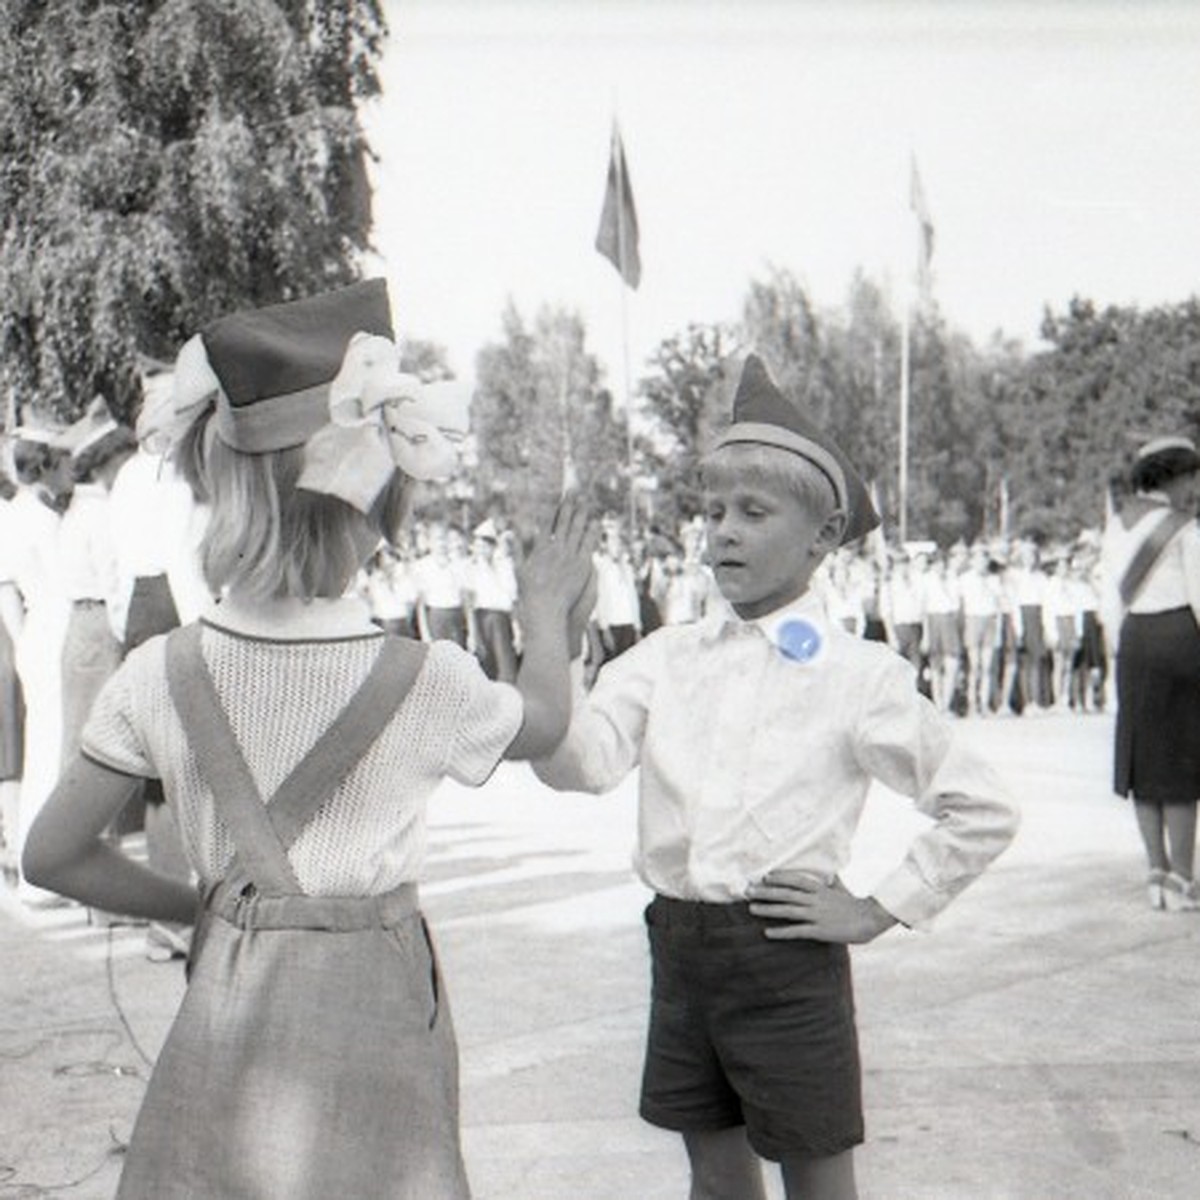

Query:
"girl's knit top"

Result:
[[81, 620, 523, 895]]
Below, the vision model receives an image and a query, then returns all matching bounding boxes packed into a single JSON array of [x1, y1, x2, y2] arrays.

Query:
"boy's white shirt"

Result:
[[536, 587, 1018, 930]]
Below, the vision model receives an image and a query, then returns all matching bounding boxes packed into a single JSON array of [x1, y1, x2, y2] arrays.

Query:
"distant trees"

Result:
[[635, 276, 1200, 547], [4, 3, 1196, 543], [469, 301, 627, 539], [634, 322, 737, 531], [0, 0, 386, 425], [999, 298, 1200, 539]]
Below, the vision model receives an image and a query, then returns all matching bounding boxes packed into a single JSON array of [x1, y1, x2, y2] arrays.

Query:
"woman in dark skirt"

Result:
[[1100, 435, 1200, 911]]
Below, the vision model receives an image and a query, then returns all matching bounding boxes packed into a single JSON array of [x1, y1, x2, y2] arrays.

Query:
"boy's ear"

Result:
[[814, 508, 847, 554]]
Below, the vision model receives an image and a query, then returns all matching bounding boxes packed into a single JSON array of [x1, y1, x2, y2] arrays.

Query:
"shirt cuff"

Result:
[[871, 862, 947, 932]]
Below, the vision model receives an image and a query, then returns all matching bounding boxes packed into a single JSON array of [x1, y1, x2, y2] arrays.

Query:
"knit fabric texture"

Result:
[[82, 623, 522, 894]]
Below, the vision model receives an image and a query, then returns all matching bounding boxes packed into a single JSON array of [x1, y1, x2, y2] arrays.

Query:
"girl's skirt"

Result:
[[116, 882, 470, 1200], [1114, 607, 1200, 804], [0, 615, 24, 781]]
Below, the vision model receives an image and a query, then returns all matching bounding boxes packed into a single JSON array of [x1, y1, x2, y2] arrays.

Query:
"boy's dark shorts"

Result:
[[639, 894, 864, 1161]]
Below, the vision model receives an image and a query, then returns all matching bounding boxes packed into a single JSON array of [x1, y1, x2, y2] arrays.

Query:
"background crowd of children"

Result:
[[356, 513, 1112, 719]]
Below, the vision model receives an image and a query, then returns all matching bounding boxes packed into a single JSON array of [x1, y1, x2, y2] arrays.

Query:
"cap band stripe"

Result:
[[1137, 435, 1197, 460], [214, 385, 329, 453], [713, 421, 849, 512], [70, 419, 120, 458]]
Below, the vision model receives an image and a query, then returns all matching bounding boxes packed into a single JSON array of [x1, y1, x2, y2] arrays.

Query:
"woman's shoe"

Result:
[[1147, 869, 1168, 910], [1162, 873, 1200, 913]]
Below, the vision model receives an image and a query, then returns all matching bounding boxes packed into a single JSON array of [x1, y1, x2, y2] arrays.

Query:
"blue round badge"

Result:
[[776, 618, 822, 664]]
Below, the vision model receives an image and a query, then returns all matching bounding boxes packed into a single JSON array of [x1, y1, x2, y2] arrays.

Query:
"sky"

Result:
[[361, 0, 1200, 388]]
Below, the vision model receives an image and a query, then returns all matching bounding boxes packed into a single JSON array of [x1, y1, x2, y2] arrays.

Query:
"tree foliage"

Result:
[[635, 321, 738, 529], [470, 301, 627, 539], [0, 0, 385, 425], [1002, 297, 1200, 538], [637, 275, 1200, 547]]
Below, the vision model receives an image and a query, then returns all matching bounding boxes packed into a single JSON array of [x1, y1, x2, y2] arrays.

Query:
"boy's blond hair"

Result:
[[700, 442, 840, 523]]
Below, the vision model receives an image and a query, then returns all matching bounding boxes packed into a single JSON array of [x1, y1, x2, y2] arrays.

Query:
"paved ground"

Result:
[[3, 711, 1200, 1199]]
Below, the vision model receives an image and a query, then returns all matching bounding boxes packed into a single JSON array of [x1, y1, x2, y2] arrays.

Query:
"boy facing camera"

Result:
[[535, 355, 1019, 1200]]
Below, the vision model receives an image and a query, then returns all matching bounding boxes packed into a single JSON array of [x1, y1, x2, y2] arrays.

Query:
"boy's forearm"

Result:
[[861, 895, 900, 939], [506, 599, 571, 759]]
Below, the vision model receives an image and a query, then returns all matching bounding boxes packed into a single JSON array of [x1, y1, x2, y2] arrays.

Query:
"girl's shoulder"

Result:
[[421, 635, 502, 691]]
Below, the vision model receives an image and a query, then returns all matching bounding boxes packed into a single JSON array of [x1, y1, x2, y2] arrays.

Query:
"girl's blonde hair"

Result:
[[174, 408, 413, 601], [700, 442, 839, 521]]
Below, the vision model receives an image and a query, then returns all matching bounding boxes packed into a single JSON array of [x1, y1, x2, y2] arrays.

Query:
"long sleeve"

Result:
[[532, 636, 661, 794], [854, 660, 1020, 928]]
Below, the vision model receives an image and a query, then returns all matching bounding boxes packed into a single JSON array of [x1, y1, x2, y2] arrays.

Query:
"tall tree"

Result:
[[472, 301, 624, 538], [1002, 297, 1200, 538], [821, 272, 900, 527], [637, 321, 738, 529], [0, 0, 385, 425]]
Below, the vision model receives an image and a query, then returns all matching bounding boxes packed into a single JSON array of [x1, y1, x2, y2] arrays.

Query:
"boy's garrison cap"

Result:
[[713, 354, 880, 545], [202, 279, 393, 453]]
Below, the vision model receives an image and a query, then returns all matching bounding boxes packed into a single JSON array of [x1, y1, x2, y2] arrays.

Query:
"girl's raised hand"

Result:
[[516, 493, 596, 619], [503, 495, 598, 760]]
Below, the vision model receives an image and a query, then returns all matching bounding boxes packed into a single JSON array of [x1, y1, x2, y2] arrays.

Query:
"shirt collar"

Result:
[[700, 588, 831, 663]]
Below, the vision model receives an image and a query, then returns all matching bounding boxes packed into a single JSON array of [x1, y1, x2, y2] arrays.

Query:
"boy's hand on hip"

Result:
[[746, 871, 897, 944]]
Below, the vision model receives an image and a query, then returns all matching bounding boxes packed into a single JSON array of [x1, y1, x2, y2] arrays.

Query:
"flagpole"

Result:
[[901, 153, 932, 548], [613, 121, 636, 537], [899, 301, 910, 546]]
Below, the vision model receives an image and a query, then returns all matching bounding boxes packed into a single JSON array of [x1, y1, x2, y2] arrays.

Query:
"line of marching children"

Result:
[[814, 535, 1111, 718], [372, 503, 1114, 724]]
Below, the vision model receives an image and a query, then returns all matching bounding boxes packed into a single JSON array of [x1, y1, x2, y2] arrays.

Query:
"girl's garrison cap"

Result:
[[203, 279, 393, 453]]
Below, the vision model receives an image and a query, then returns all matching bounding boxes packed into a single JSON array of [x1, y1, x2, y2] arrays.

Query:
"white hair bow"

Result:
[[297, 333, 470, 513]]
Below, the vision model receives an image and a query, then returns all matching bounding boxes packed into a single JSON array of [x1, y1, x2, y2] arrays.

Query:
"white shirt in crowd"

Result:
[[411, 553, 466, 609], [958, 569, 1002, 619], [592, 551, 641, 630], [464, 554, 518, 612], [58, 483, 121, 633], [883, 569, 925, 626], [362, 558, 418, 623], [107, 447, 212, 635], [922, 566, 960, 618]]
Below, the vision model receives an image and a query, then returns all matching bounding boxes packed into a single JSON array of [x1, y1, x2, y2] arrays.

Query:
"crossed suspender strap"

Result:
[[1118, 509, 1191, 608], [165, 623, 428, 896]]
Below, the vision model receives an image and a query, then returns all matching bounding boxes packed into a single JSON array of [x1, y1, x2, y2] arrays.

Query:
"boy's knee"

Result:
[[683, 1127, 767, 1200], [780, 1147, 858, 1200]]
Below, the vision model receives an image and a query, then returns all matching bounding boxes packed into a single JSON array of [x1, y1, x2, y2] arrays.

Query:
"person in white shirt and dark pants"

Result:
[[535, 356, 1018, 1200]]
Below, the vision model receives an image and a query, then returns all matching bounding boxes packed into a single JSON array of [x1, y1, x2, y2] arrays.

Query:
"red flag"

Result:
[[595, 124, 641, 289], [909, 156, 934, 299]]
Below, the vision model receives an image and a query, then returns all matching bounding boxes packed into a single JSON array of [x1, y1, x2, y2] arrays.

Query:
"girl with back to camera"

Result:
[[23, 280, 595, 1199]]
